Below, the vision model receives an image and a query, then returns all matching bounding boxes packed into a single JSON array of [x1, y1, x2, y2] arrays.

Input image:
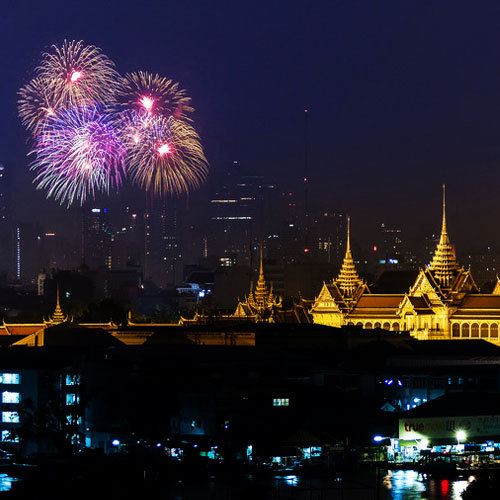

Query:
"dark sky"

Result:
[[2, 1, 500, 250]]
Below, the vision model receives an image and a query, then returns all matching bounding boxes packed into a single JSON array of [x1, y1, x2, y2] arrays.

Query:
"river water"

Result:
[[3, 468, 477, 498], [162, 468, 476, 499]]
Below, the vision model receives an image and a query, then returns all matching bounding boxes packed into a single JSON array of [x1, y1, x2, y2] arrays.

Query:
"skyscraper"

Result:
[[0, 164, 12, 278], [144, 197, 182, 288], [82, 207, 112, 269]]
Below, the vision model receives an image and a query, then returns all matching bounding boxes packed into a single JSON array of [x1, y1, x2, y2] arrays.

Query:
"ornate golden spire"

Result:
[[243, 244, 282, 320], [50, 284, 67, 324], [428, 185, 460, 288], [335, 217, 364, 297], [253, 244, 269, 306]]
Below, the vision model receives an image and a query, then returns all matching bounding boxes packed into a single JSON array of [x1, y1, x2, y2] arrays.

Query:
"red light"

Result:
[[304, 248, 310, 253], [373, 245, 377, 252]]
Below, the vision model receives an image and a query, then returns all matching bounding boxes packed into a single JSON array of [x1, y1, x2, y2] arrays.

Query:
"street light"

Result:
[[373, 435, 389, 443]]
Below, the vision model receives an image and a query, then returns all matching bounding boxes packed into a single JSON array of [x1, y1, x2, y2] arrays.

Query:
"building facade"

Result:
[[311, 187, 500, 345]]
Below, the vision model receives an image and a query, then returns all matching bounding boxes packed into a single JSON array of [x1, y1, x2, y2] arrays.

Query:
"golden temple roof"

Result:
[[334, 217, 365, 298], [428, 185, 460, 288], [49, 285, 68, 324], [239, 244, 282, 321]]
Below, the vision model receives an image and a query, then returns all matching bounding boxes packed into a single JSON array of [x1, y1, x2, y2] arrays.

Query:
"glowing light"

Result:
[[373, 435, 385, 442], [36, 40, 119, 108], [112, 439, 120, 446], [125, 115, 208, 196], [117, 71, 192, 121], [456, 430, 467, 442], [157, 143, 171, 156], [70, 70, 82, 83], [139, 95, 154, 112]]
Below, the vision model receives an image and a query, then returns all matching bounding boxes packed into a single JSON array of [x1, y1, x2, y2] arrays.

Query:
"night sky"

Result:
[[2, 1, 500, 250]]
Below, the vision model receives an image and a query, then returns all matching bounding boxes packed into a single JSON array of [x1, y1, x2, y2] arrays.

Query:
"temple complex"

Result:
[[311, 186, 500, 344]]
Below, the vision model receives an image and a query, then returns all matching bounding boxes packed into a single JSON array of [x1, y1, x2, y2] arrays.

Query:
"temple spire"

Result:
[[335, 216, 364, 298], [441, 184, 447, 236], [429, 185, 460, 288], [50, 284, 67, 324]]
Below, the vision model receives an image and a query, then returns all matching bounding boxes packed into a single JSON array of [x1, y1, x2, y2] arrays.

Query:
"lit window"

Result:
[[0, 430, 18, 442], [0, 373, 20, 385], [66, 393, 79, 405], [66, 414, 82, 425], [2, 392, 20, 404], [2, 411, 19, 423], [273, 398, 290, 407], [65, 374, 81, 386]]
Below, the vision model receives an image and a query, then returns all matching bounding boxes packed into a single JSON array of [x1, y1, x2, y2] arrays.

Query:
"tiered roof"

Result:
[[428, 185, 461, 288], [335, 217, 365, 298]]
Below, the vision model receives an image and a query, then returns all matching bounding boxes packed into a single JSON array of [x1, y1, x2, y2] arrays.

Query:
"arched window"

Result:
[[452, 323, 460, 338], [356, 322, 363, 327], [383, 322, 390, 330], [392, 322, 399, 331], [374, 322, 381, 329], [462, 323, 470, 338], [347, 321, 354, 325], [471, 323, 479, 338], [481, 324, 489, 338], [491, 324, 498, 338], [365, 322, 372, 329]]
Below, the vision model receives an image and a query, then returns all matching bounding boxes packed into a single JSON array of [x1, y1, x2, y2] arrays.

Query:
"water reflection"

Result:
[[382, 469, 474, 499]]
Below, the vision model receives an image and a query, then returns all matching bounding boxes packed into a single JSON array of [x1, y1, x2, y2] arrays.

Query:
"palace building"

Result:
[[311, 187, 500, 344]]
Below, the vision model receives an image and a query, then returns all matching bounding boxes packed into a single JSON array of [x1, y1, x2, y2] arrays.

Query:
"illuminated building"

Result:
[[13, 222, 44, 286], [311, 187, 500, 344], [0, 164, 11, 278]]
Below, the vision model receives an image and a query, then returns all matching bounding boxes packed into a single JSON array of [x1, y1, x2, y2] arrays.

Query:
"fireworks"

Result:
[[18, 40, 208, 206], [36, 40, 119, 108], [18, 77, 62, 134], [117, 71, 193, 121], [31, 106, 126, 207], [126, 116, 208, 196]]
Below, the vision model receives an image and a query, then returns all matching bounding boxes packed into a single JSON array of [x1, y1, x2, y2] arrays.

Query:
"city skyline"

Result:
[[2, 1, 500, 249]]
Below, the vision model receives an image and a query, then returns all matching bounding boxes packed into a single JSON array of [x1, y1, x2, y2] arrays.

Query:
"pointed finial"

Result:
[[346, 216, 351, 253], [259, 242, 264, 278], [441, 184, 447, 234]]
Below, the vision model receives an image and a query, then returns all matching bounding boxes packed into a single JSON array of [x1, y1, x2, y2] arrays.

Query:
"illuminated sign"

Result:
[[399, 414, 500, 440]]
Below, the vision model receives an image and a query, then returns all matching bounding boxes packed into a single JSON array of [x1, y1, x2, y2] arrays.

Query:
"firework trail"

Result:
[[36, 40, 119, 109], [18, 40, 208, 205], [125, 115, 208, 196], [18, 77, 62, 134], [117, 71, 193, 121], [31, 106, 125, 207]]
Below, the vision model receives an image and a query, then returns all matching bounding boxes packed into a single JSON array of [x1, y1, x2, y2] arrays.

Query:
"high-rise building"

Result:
[[111, 206, 144, 270], [82, 207, 112, 269], [0, 164, 12, 278], [145, 198, 182, 288], [13, 222, 44, 286], [208, 161, 277, 265]]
